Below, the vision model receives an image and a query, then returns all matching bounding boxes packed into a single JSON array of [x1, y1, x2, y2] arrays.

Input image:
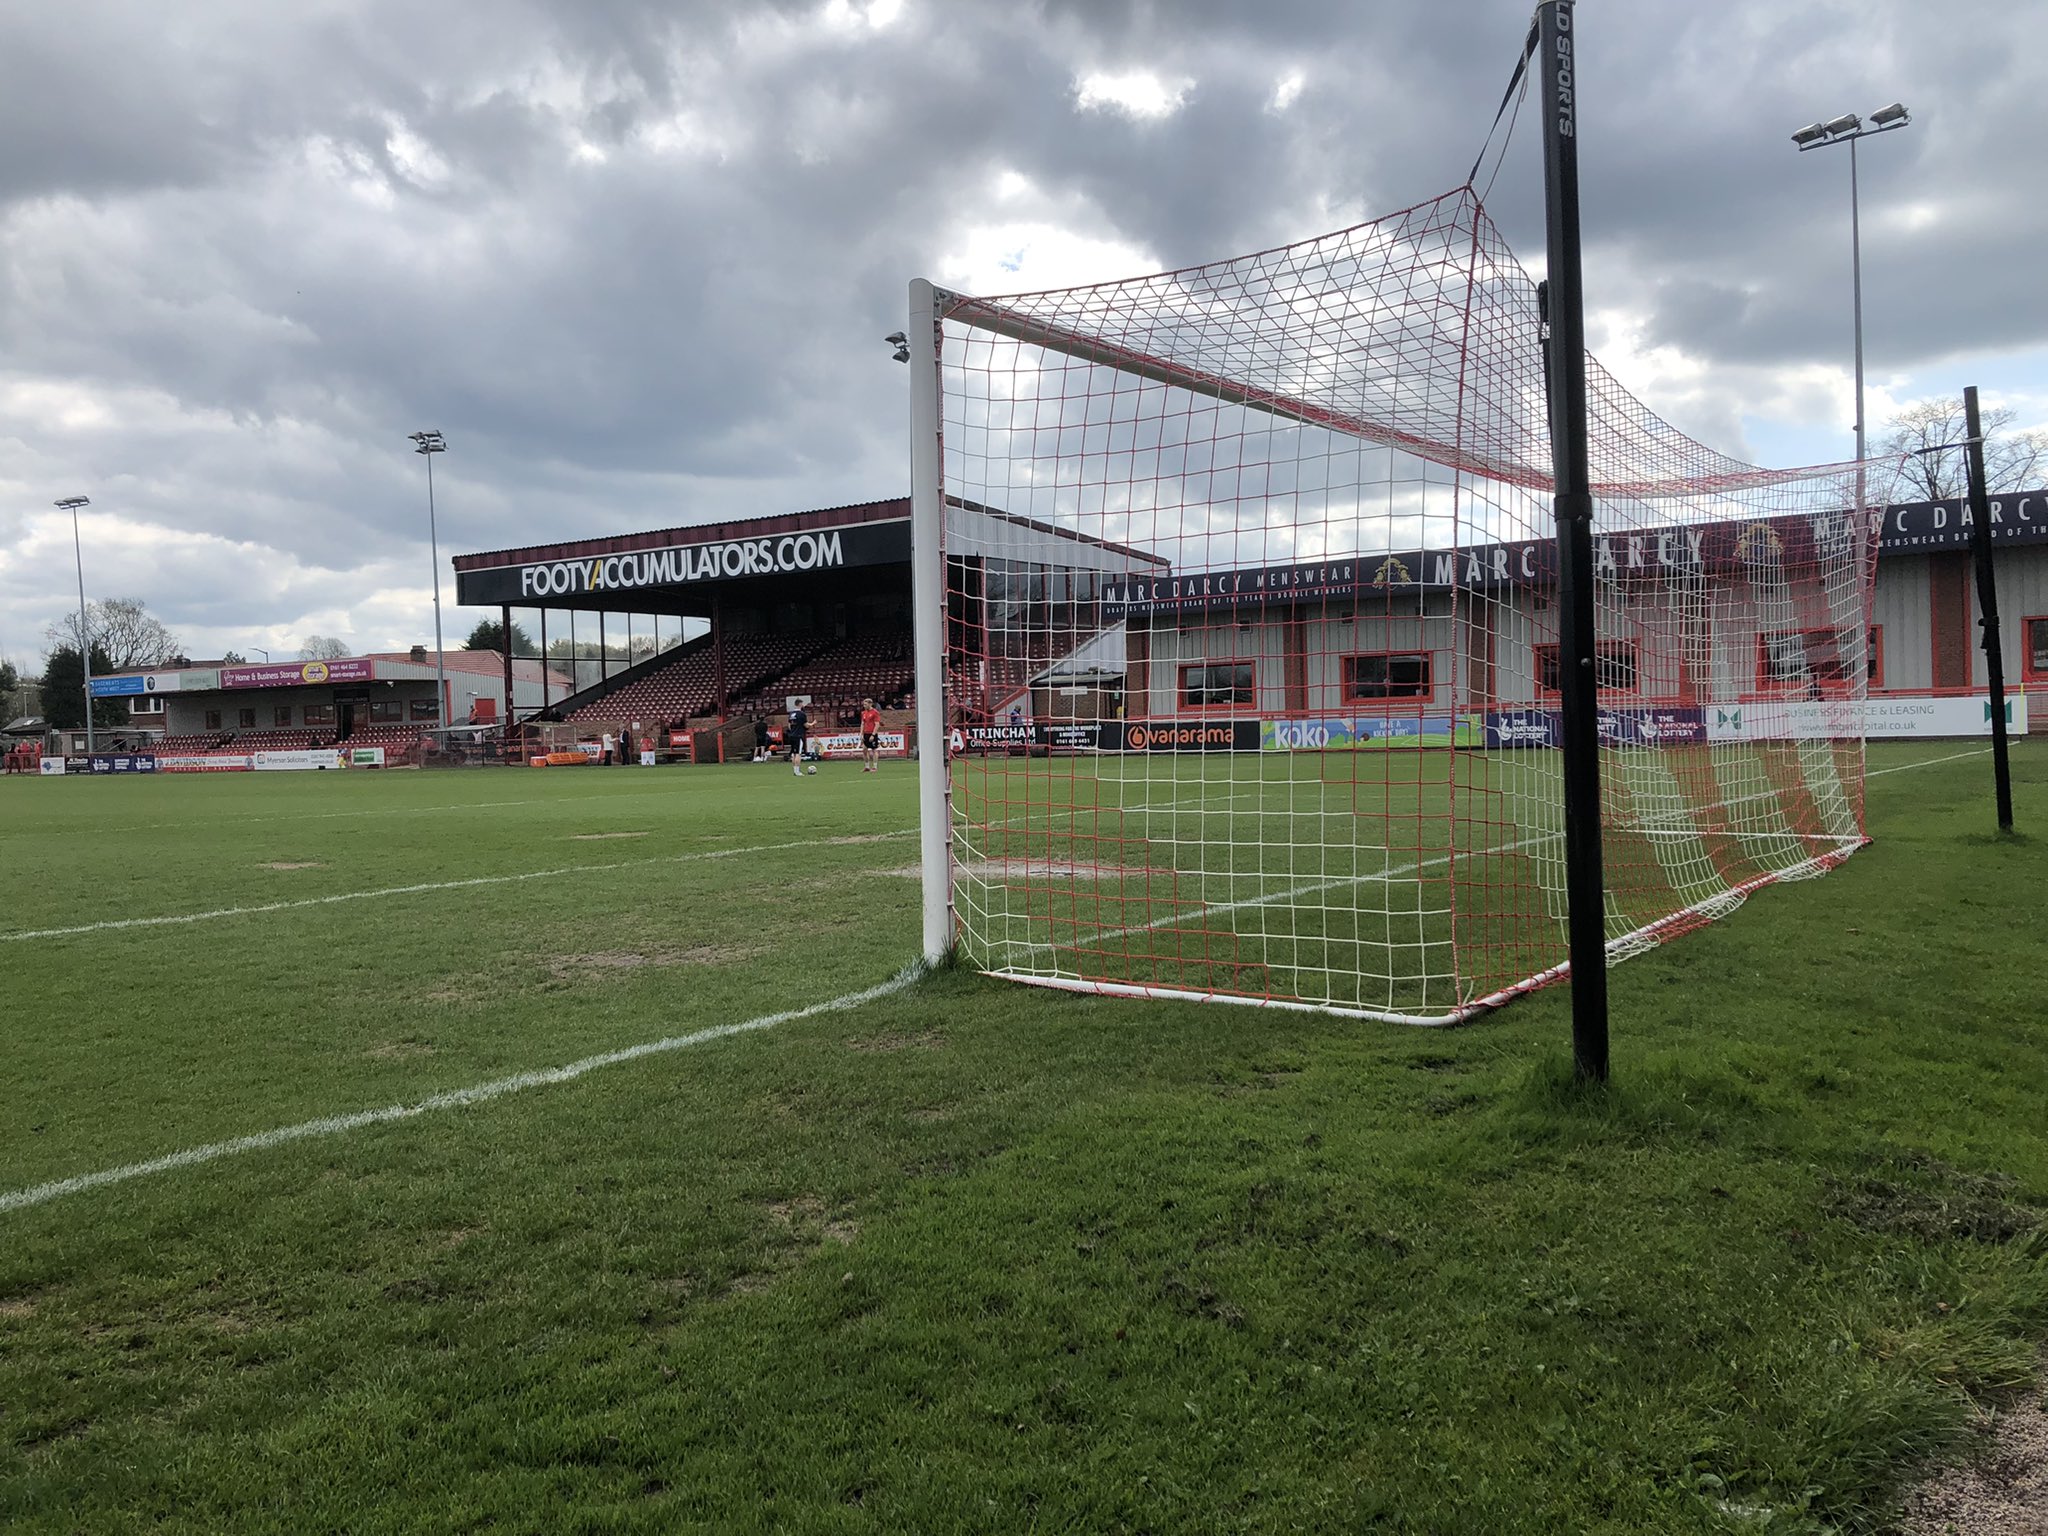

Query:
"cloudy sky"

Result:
[[2, 0, 2043, 668]]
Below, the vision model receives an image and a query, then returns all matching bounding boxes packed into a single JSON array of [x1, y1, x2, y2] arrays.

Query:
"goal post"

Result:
[[907, 192, 1895, 1026], [908, 277, 952, 964]]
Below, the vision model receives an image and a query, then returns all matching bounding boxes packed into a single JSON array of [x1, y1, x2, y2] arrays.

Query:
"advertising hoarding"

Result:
[[220, 660, 376, 690], [1261, 716, 1483, 751]]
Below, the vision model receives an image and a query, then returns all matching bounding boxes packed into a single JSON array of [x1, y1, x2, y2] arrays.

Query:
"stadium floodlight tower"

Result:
[[54, 495, 94, 754], [1793, 102, 1911, 525], [407, 431, 452, 736]]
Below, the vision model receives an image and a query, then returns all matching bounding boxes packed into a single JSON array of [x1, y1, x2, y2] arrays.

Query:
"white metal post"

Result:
[[908, 278, 953, 963], [1849, 135, 1866, 526]]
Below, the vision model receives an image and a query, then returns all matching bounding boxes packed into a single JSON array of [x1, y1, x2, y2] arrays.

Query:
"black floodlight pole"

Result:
[[1961, 387, 2015, 831], [1536, 0, 1609, 1081]]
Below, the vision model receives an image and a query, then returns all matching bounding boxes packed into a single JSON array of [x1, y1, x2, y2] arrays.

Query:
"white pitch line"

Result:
[[0, 965, 927, 1216], [1866, 746, 1992, 778], [0, 828, 917, 944], [0, 784, 712, 839]]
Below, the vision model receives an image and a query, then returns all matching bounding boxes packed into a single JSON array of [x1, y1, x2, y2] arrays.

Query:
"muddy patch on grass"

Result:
[[848, 1029, 946, 1053], [568, 832, 648, 841], [0, 1297, 37, 1320], [366, 1039, 436, 1060], [1902, 1365, 2048, 1535], [767, 1194, 860, 1247], [1825, 1154, 2043, 1244], [827, 833, 907, 846], [259, 861, 325, 871], [546, 944, 761, 981]]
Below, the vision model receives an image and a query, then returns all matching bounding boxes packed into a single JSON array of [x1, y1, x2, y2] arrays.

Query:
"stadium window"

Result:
[[1343, 652, 1432, 701], [1534, 642, 1637, 696], [1757, 629, 1854, 692], [368, 699, 403, 723], [274, 705, 293, 726], [409, 697, 441, 721], [237, 708, 257, 728], [2025, 617, 2048, 684], [304, 703, 335, 726], [1179, 660, 1254, 709], [203, 709, 222, 730]]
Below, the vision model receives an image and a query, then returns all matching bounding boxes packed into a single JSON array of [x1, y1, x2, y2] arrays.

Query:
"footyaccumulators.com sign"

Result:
[[455, 521, 912, 606]]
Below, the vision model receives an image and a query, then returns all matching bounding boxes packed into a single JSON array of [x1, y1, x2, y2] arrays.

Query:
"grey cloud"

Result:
[[2, 0, 2044, 661]]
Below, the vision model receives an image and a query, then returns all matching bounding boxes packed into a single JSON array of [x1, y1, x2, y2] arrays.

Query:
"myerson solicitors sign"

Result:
[[455, 521, 912, 606]]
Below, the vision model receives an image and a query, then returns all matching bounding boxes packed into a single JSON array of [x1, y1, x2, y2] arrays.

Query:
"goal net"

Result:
[[911, 186, 1895, 1024]]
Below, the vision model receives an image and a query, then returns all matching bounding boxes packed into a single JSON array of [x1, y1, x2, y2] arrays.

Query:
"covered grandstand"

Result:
[[450, 497, 1166, 759]]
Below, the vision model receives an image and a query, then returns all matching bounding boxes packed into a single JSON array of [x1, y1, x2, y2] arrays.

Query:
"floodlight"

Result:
[[1869, 102, 1909, 126], [1791, 123, 1829, 146], [1824, 112, 1861, 135]]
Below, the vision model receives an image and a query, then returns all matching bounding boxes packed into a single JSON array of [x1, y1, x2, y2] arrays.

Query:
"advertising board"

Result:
[[813, 731, 908, 759], [1117, 720, 1262, 753], [157, 754, 254, 772], [39, 756, 65, 775], [1706, 695, 2030, 741], [1261, 715, 1482, 751], [87, 753, 159, 773], [252, 749, 340, 771], [220, 659, 376, 690]]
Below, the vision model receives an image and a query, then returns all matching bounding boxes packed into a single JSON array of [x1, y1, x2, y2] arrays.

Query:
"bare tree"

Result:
[[1877, 397, 2048, 501], [43, 598, 181, 671], [299, 635, 353, 660]]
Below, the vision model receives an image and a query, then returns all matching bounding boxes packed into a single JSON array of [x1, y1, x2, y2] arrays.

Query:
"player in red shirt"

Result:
[[859, 697, 883, 773]]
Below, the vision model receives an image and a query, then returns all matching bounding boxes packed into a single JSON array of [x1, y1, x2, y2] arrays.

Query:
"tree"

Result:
[[39, 645, 124, 730], [463, 617, 536, 655], [0, 658, 19, 723], [43, 597, 180, 672], [1877, 397, 2048, 502], [221, 651, 248, 665], [299, 635, 353, 660]]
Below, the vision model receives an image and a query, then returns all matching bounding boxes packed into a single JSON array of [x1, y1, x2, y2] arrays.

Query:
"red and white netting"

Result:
[[922, 186, 1897, 1023]]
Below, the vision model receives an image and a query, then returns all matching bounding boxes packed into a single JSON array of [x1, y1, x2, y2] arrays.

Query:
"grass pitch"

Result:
[[2, 743, 2045, 1533]]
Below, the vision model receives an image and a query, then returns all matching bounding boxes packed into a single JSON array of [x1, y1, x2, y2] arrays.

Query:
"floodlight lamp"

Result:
[[1824, 112, 1861, 135], [884, 332, 907, 346], [891, 345, 911, 363], [1791, 123, 1829, 146], [410, 429, 447, 454], [1869, 101, 1909, 126], [55, 495, 91, 511]]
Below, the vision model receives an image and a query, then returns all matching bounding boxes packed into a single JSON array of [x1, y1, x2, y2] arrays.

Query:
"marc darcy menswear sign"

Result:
[[453, 521, 913, 607]]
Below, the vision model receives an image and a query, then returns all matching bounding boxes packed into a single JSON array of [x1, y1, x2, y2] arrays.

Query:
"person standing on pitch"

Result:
[[787, 703, 816, 776], [859, 697, 882, 773]]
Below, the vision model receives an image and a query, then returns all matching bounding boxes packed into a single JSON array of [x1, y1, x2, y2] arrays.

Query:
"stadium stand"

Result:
[[561, 632, 829, 728], [725, 633, 915, 715]]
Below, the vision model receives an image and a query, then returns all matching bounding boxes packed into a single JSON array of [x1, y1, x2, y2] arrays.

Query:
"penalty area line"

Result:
[[0, 965, 927, 1216]]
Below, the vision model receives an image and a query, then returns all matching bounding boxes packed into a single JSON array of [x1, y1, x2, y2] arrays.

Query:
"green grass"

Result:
[[2, 744, 2045, 1533], [950, 742, 1868, 1019]]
